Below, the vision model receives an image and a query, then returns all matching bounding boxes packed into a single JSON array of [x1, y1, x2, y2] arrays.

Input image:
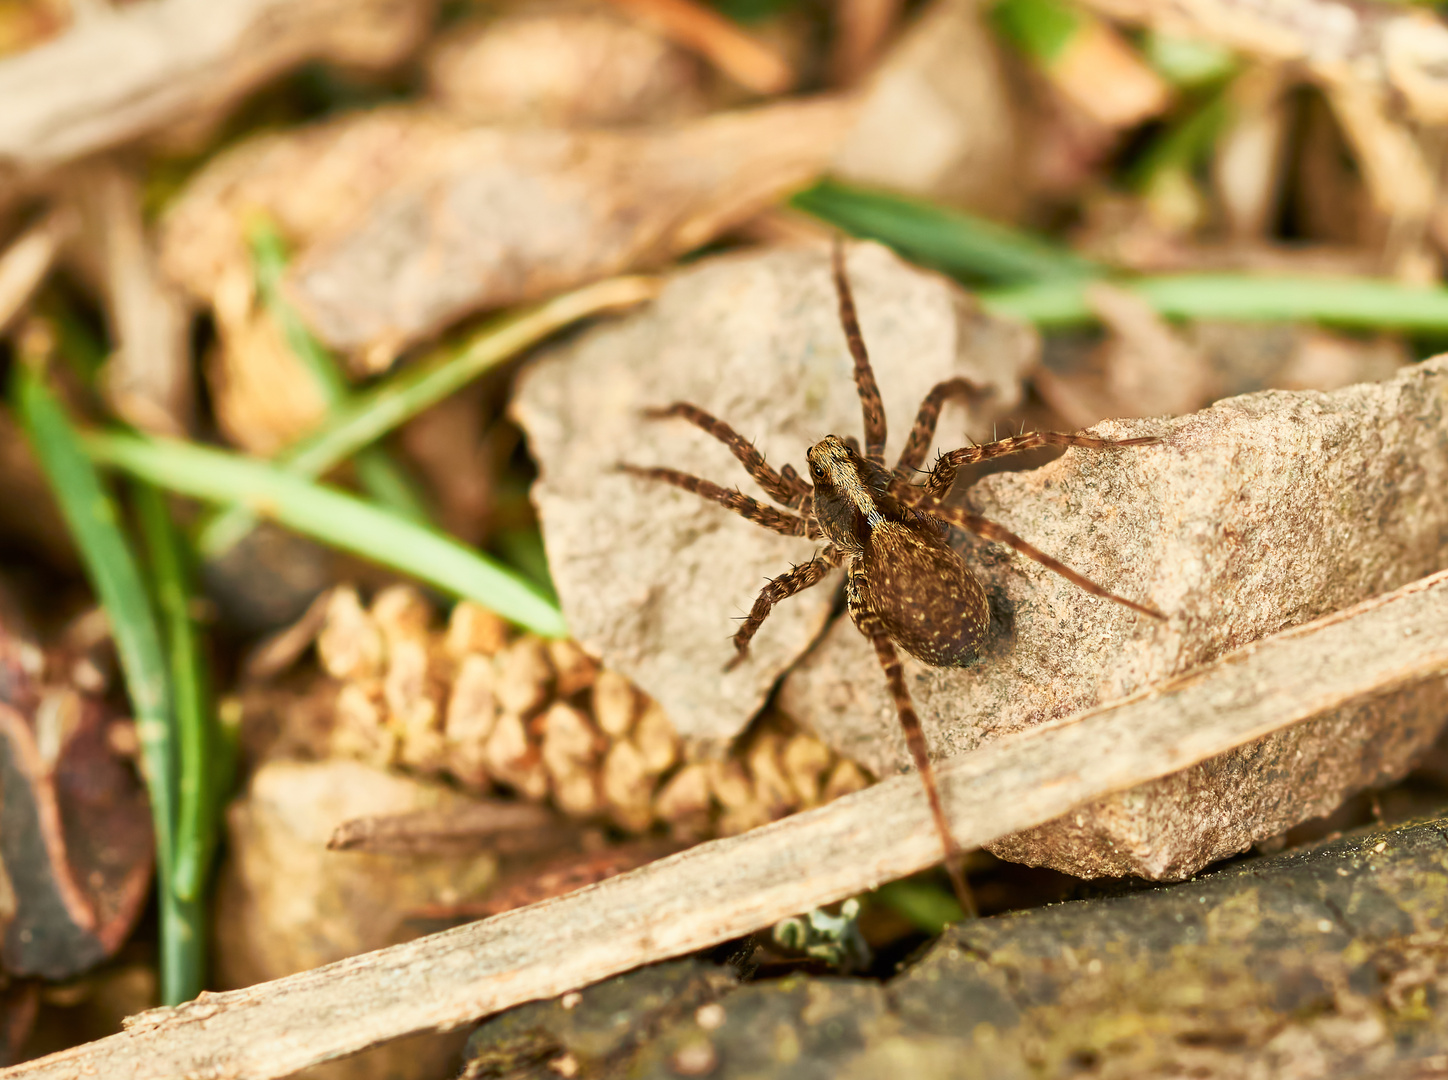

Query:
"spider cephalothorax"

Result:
[[621, 242, 1163, 913]]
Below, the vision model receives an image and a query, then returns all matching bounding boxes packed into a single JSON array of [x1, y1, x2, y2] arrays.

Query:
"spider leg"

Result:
[[724, 545, 842, 671], [831, 239, 888, 466], [918, 500, 1165, 620], [642, 402, 811, 508], [895, 378, 990, 480], [922, 430, 1160, 500], [852, 601, 976, 917], [618, 465, 808, 537]]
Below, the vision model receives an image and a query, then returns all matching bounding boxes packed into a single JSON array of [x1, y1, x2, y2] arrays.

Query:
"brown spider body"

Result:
[[620, 242, 1164, 915], [807, 435, 989, 668]]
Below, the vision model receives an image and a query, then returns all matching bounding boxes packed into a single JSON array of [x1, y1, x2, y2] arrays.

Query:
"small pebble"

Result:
[[694, 1002, 726, 1030], [548, 1051, 580, 1077], [560, 991, 583, 1010], [670, 1037, 717, 1076]]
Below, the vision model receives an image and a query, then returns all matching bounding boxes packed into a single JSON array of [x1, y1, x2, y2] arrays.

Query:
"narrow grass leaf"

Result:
[[133, 483, 216, 906], [248, 218, 429, 523], [981, 273, 1448, 330], [12, 366, 202, 1004], [89, 431, 569, 638], [792, 180, 1098, 285], [199, 274, 658, 558]]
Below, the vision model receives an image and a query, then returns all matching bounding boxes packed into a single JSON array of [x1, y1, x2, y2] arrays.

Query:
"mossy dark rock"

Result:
[[463, 817, 1448, 1078]]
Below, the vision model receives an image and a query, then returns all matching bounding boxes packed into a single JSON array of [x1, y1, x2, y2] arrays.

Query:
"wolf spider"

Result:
[[621, 242, 1163, 914]]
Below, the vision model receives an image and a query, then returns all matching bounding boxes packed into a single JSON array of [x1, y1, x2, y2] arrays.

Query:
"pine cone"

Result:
[[247, 584, 872, 840]]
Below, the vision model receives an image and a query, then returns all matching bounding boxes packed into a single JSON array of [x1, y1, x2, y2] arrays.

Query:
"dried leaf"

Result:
[[831, 0, 1026, 217], [0, 695, 152, 981], [425, 6, 707, 127], [0, 0, 434, 185], [284, 98, 856, 367]]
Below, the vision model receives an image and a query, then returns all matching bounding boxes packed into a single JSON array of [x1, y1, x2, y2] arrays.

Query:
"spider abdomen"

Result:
[[850, 521, 990, 668]]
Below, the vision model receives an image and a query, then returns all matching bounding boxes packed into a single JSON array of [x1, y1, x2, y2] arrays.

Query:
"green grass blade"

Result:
[[791, 179, 1098, 285], [871, 876, 966, 934], [88, 431, 569, 638], [197, 274, 659, 558], [980, 273, 1448, 330], [11, 366, 202, 1004], [133, 483, 216, 906], [248, 218, 429, 523]]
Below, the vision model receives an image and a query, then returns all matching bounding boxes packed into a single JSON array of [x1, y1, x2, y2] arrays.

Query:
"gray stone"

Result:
[[780, 356, 1448, 878], [512, 242, 1036, 747]]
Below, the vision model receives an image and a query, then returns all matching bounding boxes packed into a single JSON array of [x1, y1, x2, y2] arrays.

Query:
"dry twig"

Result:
[[601, 0, 795, 95], [0, 207, 72, 335], [12, 568, 1448, 1080]]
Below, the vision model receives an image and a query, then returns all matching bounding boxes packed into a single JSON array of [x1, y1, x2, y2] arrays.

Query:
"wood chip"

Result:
[[493, 638, 553, 718], [316, 587, 383, 682], [591, 669, 639, 738], [600, 740, 655, 833], [445, 602, 510, 660]]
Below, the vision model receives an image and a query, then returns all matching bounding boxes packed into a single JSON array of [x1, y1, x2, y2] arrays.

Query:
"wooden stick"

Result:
[[601, 0, 795, 95], [12, 569, 1448, 1080]]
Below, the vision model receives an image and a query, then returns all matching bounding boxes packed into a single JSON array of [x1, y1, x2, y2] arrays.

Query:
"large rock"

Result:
[[463, 818, 1448, 1079], [780, 356, 1448, 878], [512, 243, 1036, 748]]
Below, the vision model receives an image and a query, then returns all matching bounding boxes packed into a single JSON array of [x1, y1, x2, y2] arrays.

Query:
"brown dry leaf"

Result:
[[512, 242, 1037, 747], [23, 567, 1448, 1080], [0, 600, 152, 984], [829, 0, 904, 85], [831, 0, 1026, 217], [1211, 64, 1292, 241], [283, 97, 857, 368], [425, 4, 708, 127], [781, 356, 1448, 879], [1037, 10, 1171, 131], [215, 759, 492, 1080], [0, 0, 434, 189], [159, 106, 464, 312], [1077, 0, 1448, 125], [65, 160, 192, 436], [1036, 308, 1409, 430], [1073, 0, 1445, 272], [1086, 281, 1214, 418], [206, 268, 331, 455]]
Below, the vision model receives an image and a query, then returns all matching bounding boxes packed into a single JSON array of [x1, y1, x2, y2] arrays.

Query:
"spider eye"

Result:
[[811, 463, 825, 479]]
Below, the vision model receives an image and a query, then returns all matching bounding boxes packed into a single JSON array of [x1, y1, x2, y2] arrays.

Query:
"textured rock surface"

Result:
[[780, 356, 1448, 878], [215, 759, 497, 1080], [462, 818, 1448, 1079], [512, 243, 1036, 747]]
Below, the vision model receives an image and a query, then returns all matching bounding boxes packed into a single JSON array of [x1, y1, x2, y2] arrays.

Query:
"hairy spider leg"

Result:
[[853, 598, 976, 917], [909, 497, 1165, 620], [724, 546, 843, 670], [617, 465, 809, 537], [831, 240, 888, 466], [895, 378, 989, 480], [643, 402, 812, 508], [923, 431, 1161, 500]]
